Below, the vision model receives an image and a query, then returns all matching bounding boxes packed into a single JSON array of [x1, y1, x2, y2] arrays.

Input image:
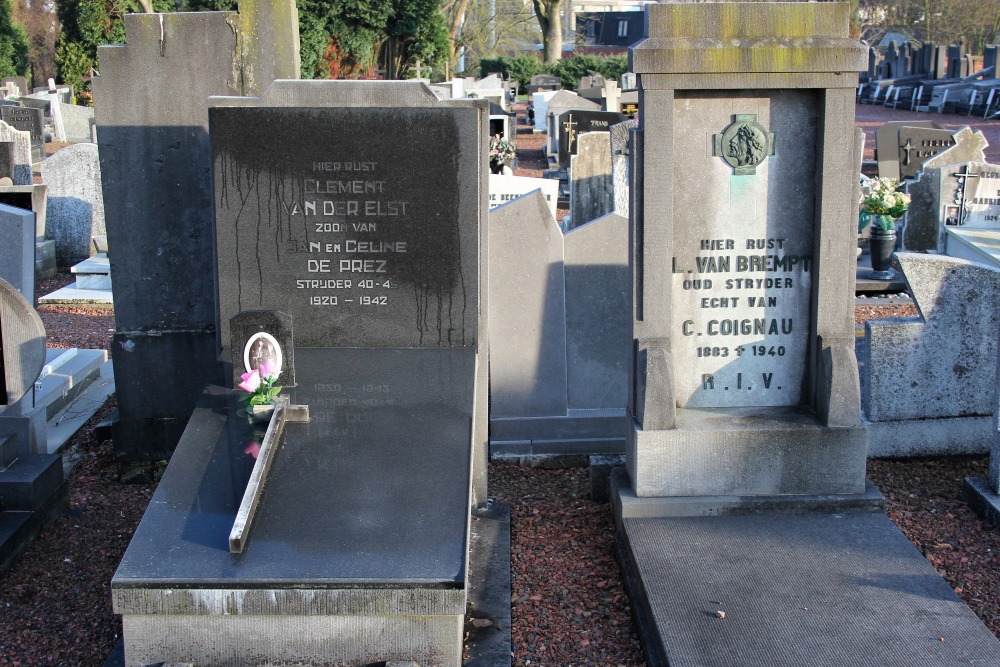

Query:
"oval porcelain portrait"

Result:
[[243, 332, 283, 377]]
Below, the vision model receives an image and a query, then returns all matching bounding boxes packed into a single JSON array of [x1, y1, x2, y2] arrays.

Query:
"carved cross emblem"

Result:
[[714, 115, 775, 175]]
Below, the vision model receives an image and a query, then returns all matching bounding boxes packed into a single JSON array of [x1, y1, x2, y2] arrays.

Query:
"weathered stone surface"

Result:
[[569, 132, 613, 230], [93, 11, 244, 459], [920, 126, 988, 171], [0, 120, 32, 184], [58, 104, 95, 143], [865, 253, 1000, 421], [39, 143, 104, 264], [610, 119, 636, 217], [632, 3, 867, 74]]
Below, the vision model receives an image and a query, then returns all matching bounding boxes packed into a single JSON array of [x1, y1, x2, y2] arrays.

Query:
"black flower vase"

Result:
[[490, 159, 504, 174], [869, 226, 897, 280]]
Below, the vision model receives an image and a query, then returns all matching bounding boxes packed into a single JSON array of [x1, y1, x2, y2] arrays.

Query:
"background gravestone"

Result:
[[564, 211, 629, 411], [58, 104, 95, 143], [0, 120, 32, 184], [488, 174, 559, 218], [904, 159, 999, 252], [875, 120, 942, 180], [0, 203, 35, 304], [488, 190, 567, 418], [569, 131, 613, 230], [94, 5, 298, 460], [558, 110, 628, 168], [40, 143, 105, 265], [897, 126, 957, 179], [0, 106, 43, 163], [610, 119, 636, 217], [865, 253, 1000, 456]]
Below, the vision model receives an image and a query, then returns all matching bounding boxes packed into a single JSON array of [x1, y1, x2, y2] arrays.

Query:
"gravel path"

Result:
[[2, 103, 999, 665]]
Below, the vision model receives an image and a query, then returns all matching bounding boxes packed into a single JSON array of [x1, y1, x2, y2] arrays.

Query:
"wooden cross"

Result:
[[229, 396, 310, 554]]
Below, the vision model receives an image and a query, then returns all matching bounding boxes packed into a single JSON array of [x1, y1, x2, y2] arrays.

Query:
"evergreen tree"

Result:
[[55, 0, 174, 91], [0, 0, 28, 79]]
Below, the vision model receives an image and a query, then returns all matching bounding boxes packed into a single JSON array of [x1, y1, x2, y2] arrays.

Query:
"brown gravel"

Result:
[[3, 107, 999, 666]]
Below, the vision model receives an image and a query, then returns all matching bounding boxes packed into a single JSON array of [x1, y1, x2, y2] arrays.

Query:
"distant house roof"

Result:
[[576, 11, 645, 49]]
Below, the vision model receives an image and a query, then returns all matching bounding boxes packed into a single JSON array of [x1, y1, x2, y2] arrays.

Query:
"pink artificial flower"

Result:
[[244, 441, 261, 459], [238, 369, 261, 393], [258, 360, 274, 380]]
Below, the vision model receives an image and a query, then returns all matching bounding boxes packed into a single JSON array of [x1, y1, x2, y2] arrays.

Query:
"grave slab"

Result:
[[615, 509, 1000, 667], [113, 348, 475, 666]]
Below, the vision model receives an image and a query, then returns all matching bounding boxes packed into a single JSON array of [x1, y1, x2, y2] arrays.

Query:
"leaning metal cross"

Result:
[[950, 166, 981, 226]]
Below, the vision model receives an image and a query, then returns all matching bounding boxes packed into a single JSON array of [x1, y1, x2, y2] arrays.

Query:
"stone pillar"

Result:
[[93, 4, 299, 460], [625, 2, 868, 499]]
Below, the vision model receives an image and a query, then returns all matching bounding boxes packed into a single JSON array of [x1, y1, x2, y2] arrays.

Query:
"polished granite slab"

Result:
[[113, 347, 474, 590]]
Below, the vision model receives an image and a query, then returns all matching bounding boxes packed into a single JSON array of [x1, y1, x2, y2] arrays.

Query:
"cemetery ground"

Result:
[[1, 106, 1000, 667]]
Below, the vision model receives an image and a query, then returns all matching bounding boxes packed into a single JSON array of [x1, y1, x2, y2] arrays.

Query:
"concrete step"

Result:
[[46, 357, 114, 455], [37, 282, 113, 307], [0, 478, 68, 575], [0, 453, 63, 511], [34, 348, 108, 419], [71, 254, 111, 290]]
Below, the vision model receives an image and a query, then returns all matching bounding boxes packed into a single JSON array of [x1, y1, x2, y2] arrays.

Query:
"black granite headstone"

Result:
[[557, 110, 628, 168], [229, 310, 295, 387], [15, 96, 49, 117], [211, 105, 480, 349], [898, 126, 957, 179], [527, 74, 561, 94]]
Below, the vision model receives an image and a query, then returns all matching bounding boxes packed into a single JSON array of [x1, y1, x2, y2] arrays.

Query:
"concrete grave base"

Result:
[[490, 410, 627, 459], [963, 476, 1000, 530], [613, 483, 1000, 667], [866, 415, 993, 457], [611, 468, 885, 518], [120, 614, 462, 667], [627, 408, 867, 497]]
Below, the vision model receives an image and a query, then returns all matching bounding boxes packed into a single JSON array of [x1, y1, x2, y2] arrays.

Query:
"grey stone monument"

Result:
[[610, 119, 637, 217], [612, 4, 1000, 664], [569, 131, 614, 230], [905, 158, 998, 253], [40, 143, 105, 265], [94, 2, 299, 460], [0, 120, 33, 184], [488, 194, 628, 457], [865, 253, 1000, 456], [0, 106, 44, 164], [488, 190, 568, 418], [112, 79, 489, 667], [0, 203, 35, 304]]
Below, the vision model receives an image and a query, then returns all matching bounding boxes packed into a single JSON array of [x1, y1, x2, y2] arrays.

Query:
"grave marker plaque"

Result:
[[898, 126, 956, 179], [672, 107, 813, 408], [211, 105, 479, 349], [558, 110, 628, 168]]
